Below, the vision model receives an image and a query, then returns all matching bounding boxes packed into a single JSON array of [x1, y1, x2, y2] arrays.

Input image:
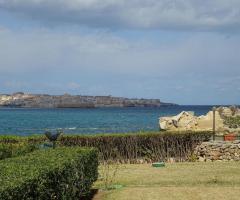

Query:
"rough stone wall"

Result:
[[195, 141, 240, 162]]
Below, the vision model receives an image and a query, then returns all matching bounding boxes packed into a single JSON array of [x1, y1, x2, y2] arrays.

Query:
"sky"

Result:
[[0, 0, 240, 105]]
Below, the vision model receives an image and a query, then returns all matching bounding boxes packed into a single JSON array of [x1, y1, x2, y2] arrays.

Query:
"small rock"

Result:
[[199, 157, 205, 162], [168, 157, 175, 163]]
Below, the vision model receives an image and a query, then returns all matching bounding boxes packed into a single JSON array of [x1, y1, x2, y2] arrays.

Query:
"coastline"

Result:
[[0, 106, 212, 135], [0, 92, 176, 108]]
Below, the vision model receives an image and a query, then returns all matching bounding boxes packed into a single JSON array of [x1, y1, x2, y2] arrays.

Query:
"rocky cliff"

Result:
[[159, 106, 240, 134], [0, 92, 174, 108]]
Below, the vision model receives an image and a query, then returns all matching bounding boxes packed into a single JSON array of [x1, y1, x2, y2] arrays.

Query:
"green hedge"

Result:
[[0, 142, 37, 160], [0, 147, 98, 200], [0, 131, 212, 162], [0, 135, 45, 144], [60, 131, 212, 162]]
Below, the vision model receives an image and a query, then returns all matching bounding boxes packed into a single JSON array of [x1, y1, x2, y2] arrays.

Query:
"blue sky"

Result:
[[0, 0, 240, 105]]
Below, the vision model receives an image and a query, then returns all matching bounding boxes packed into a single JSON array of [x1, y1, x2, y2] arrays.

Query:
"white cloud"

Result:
[[0, 28, 130, 74], [0, 28, 239, 76], [0, 0, 240, 31], [0, 27, 239, 104], [67, 82, 81, 90]]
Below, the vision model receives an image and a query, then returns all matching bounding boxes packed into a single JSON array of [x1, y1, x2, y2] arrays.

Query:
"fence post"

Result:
[[212, 107, 216, 141]]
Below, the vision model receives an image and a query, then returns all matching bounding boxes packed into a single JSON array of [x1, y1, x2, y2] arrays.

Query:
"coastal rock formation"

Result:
[[0, 92, 174, 108], [194, 141, 240, 161], [159, 106, 240, 134]]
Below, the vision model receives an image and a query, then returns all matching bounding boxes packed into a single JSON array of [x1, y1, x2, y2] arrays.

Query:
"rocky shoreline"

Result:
[[159, 106, 240, 135], [0, 92, 175, 108]]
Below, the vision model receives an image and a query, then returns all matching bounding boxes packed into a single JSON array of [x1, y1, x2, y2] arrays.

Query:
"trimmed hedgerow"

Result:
[[60, 131, 212, 162], [0, 147, 98, 200], [0, 131, 212, 162], [0, 142, 38, 160], [0, 135, 45, 144]]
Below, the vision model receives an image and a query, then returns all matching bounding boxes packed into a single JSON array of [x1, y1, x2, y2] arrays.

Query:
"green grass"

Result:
[[104, 187, 240, 200], [96, 162, 240, 200]]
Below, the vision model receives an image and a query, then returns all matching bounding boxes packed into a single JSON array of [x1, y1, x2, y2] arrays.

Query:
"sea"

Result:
[[0, 106, 215, 136]]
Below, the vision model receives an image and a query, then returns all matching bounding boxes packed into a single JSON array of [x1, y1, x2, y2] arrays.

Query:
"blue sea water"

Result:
[[0, 106, 215, 136]]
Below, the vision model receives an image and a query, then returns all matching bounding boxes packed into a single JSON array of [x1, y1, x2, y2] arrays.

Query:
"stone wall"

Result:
[[194, 141, 240, 162]]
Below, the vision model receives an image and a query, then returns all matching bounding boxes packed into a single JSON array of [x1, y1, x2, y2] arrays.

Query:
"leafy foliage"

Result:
[[0, 142, 37, 160], [0, 135, 45, 144], [224, 116, 240, 128], [0, 147, 98, 200]]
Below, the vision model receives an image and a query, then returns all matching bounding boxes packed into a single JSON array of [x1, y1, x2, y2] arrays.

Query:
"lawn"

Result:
[[95, 162, 240, 200]]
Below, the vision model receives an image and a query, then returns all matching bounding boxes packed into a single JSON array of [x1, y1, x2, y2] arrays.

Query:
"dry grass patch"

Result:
[[104, 186, 240, 200], [95, 162, 240, 200]]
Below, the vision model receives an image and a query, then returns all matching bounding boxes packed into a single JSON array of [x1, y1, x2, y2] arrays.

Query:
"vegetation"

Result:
[[0, 134, 45, 144], [0, 131, 212, 162], [0, 131, 238, 200], [60, 131, 212, 162], [224, 116, 240, 129], [96, 162, 240, 200], [0, 142, 37, 160], [0, 147, 98, 200]]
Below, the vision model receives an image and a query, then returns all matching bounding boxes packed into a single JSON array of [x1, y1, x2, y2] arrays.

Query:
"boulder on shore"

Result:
[[159, 106, 240, 134]]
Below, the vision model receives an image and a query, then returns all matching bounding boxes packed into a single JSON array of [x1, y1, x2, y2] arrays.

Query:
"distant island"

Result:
[[0, 92, 176, 108]]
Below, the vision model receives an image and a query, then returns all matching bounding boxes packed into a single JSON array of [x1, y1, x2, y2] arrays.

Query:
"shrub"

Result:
[[0, 147, 98, 200], [60, 131, 212, 162], [0, 135, 46, 144], [224, 116, 240, 128], [0, 142, 38, 160], [0, 131, 212, 163]]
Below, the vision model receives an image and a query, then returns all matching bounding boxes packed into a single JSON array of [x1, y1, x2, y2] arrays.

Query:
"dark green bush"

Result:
[[0, 135, 45, 144], [0, 147, 98, 200], [0, 142, 38, 160]]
